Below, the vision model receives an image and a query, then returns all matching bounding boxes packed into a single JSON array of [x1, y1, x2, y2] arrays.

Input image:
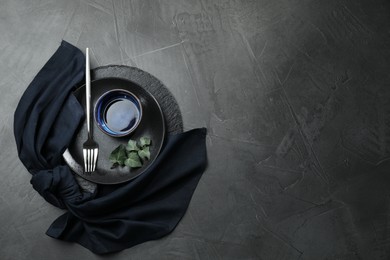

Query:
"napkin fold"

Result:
[[14, 41, 207, 254]]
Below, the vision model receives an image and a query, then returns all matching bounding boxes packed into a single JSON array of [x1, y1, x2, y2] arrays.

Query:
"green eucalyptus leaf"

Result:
[[109, 144, 127, 166], [124, 151, 142, 168], [138, 146, 151, 161], [139, 136, 151, 147], [126, 139, 139, 152], [108, 137, 153, 169]]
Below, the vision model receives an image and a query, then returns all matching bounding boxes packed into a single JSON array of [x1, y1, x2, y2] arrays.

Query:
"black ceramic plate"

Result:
[[63, 77, 165, 184]]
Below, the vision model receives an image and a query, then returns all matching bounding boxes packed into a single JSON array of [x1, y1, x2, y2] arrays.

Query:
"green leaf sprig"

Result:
[[109, 136, 152, 169]]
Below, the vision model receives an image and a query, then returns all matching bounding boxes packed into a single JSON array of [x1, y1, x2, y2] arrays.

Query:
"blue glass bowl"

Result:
[[94, 89, 142, 137]]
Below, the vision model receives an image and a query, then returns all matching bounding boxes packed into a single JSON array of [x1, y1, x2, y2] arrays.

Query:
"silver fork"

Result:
[[83, 48, 99, 173]]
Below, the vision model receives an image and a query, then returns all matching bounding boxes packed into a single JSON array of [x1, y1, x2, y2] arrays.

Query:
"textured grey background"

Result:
[[1, 0, 390, 259]]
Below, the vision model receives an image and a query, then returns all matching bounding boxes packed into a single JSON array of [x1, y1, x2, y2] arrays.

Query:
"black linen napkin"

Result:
[[13, 41, 207, 254]]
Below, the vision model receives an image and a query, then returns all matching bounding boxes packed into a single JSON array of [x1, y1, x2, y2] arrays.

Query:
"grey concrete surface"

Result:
[[1, 0, 390, 259]]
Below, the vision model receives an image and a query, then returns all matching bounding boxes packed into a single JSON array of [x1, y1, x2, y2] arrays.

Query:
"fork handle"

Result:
[[86, 48, 92, 137]]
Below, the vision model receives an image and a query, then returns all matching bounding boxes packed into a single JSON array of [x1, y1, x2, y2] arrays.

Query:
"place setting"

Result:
[[13, 41, 207, 254], [63, 48, 167, 185]]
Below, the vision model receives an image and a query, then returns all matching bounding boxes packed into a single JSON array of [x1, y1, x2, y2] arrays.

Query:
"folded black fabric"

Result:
[[13, 41, 207, 254]]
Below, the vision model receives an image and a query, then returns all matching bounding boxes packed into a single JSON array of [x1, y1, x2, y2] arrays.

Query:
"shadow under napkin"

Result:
[[13, 41, 208, 254]]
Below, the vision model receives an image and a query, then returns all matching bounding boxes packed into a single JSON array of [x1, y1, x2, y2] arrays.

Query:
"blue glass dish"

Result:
[[94, 89, 142, 137]]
